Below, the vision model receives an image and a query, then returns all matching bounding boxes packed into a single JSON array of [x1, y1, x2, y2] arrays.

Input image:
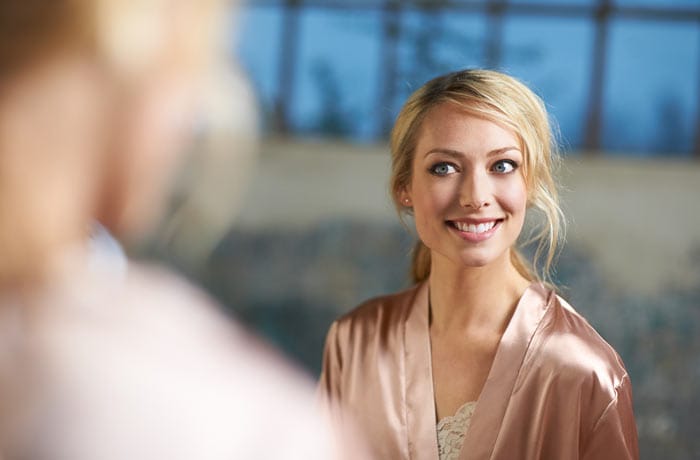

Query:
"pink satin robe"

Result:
[[319, 282, 639, 459]]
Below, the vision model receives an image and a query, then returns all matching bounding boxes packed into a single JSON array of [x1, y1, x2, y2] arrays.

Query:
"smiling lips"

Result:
[[447, 218, 503, 242]]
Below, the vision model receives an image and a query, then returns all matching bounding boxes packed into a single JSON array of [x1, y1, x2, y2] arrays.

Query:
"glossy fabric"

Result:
[[319, 282, 639, 459]]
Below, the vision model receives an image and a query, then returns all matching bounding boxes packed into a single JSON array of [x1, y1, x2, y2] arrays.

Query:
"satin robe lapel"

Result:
[[459, 283, 552, 460], [403, 282, 439, 459]]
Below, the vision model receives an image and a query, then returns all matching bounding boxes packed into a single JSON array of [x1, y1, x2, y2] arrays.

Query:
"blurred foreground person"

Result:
[[0, 1, 350, 458]]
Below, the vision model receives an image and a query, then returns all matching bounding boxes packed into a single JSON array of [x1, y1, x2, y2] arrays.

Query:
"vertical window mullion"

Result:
[[276, 0, 302, 135], [584, 0, 610, 154]]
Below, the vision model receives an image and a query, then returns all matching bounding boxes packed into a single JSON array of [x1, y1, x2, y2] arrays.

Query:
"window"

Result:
[[236, 0, 700, 157], [501, 17, 594, 149], [603, 19, 699, 156], [291, 9, 382, 139], [237, 6, 284, 131]]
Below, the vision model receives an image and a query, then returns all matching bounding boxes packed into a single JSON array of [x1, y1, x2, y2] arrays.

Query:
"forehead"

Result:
[[415, 102, 520, 157]]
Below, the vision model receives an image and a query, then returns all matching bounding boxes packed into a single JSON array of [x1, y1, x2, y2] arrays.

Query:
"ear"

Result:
[[398, 187, 412, 207]]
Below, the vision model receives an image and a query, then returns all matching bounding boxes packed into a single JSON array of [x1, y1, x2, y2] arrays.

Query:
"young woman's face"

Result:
[[402, 102, 527, 270]]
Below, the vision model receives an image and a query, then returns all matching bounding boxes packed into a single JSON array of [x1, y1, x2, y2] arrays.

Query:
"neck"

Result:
[[0, 226, 92, 292], [428, 250, 531, 336]]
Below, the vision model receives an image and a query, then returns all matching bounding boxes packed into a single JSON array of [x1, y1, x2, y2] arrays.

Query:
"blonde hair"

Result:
[[390, 69, 565, 284]]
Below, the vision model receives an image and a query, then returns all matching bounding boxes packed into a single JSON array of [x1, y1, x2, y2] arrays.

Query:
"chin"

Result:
[[458, 256, 493, 269], [455, 248, 510, 270]]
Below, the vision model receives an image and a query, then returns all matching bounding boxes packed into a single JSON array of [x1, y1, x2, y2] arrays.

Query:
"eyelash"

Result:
[[491, 159, 519, 174], [428, 162, 457, 176], [428, 159, 519, 176]]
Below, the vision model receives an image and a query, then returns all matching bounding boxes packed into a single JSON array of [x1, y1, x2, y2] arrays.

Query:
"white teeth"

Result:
[[454, 221, 496, 233]]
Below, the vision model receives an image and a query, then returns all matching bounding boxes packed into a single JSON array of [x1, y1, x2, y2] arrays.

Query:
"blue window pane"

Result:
[[603, 20, 699, 156], [501, 17, 594, 151], [394, 9, 487, 114], [315, 0, 406, 5], [614, 0, 700, 9], [236, 7, 283, 130], [422, 0, 487, 4], [290, 10, 382, 140], [510, 0, 594, 4]]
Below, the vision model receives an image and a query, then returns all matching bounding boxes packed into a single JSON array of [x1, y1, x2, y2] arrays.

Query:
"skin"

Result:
[[97, 66, 200, 238], [0, 55, 107, 280], [399, 102, 532, 420]]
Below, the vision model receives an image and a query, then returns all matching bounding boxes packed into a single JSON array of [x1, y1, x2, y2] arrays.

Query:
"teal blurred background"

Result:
[[165, 1, 700, 458]]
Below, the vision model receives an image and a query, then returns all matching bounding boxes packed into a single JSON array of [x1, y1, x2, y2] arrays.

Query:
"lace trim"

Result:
[[437, 401, 477, 460]]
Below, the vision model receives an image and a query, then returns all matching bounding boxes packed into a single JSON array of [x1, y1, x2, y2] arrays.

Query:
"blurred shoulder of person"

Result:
[[0, 258, 340, 460]]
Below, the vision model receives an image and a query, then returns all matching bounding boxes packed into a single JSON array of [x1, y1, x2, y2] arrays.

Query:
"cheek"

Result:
[[499, 177, 528, 220], [131, 79, 196, 174], [409, 177, 460, 248], [410, 173, 458, 217], [110, 77, 198, 235], [127, 78, 198, 191]]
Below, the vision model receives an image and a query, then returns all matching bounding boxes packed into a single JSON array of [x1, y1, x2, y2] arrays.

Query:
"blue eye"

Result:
[[492, 160, 517, 174], [429, 162, 457, 176]]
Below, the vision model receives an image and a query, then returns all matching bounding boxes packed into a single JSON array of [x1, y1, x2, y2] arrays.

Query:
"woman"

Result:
[[0, 1, 346, 458], [319, 69, 639, 459]]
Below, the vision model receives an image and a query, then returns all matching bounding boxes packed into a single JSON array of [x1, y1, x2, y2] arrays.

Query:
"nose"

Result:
[[459, 170, 491, 209]]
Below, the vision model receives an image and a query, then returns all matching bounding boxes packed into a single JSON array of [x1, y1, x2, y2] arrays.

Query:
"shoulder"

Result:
[[539, 294, 638, 454], [530, 291, 629, 396], [26, 262, 337, 459], [331, 283, 424, 339]]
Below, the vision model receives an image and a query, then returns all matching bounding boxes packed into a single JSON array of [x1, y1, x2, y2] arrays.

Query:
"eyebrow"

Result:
[[424, 146, 521, 159]]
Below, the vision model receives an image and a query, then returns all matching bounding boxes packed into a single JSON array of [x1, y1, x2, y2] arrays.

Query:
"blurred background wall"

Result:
[[163, 1, 699, 458]]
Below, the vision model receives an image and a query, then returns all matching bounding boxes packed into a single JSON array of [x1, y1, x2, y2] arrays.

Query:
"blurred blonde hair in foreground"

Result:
[[0, 0, 349, 458]]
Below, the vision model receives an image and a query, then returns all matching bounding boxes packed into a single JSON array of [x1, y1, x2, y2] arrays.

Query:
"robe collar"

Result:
[[401, 281, 553, 459], [403, 282, 438, 459]]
